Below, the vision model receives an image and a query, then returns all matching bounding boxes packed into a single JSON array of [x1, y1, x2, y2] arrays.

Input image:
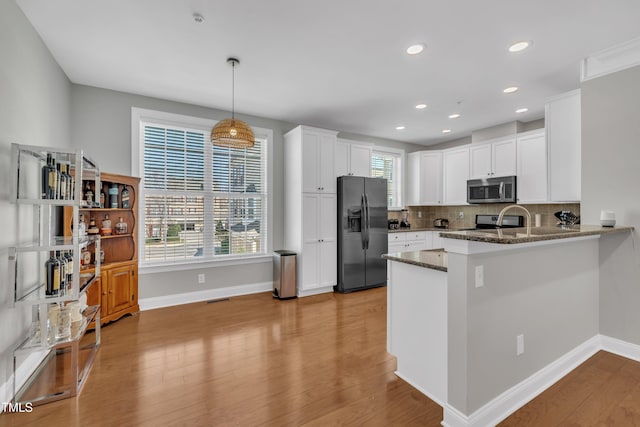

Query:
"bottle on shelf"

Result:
[[64, 162, 73, 200], [121, 185, 130, 208], [55, 161, 62, 200], [88, 217, 99, 235], [57, 250, 67, 292], [64, 250, 74, 287], [115, 217, 128, 235], [59, 163, 68, 200], [42, 153, 55, 199], [109, 183, 119, 208], [101, 214, 112, 236], [84, 181, 94, 205], [100, 188, 106, 208], [56, 303, 71, 340], [78, 214, 87, 238], [45, 251, 61, 296]]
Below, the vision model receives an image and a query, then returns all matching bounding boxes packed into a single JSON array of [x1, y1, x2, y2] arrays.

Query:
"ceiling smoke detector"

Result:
[[193, 13, 205, 23]]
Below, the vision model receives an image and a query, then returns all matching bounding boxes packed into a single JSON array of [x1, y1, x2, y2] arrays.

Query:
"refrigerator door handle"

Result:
[[364, 193, 370, 250], [360, 193, 367, 250]]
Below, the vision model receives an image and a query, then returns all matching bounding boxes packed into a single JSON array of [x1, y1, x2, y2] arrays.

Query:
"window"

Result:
[[371, 150, 402, 209], [132, 109, 271, 266]]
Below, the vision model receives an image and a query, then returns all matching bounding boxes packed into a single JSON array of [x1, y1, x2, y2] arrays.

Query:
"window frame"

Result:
[[370, 147, 404, 210], [131, 107, 273, 273]]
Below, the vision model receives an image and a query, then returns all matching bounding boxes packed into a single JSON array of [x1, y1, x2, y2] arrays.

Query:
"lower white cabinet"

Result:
[[431, 231, 445, 249], [516, 130, 548, 203], [300, 193, 337, 293], [388, 231, 432, 252]]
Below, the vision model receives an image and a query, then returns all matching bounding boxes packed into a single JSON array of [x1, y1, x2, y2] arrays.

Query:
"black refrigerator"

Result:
[[336, 176, 388, 293]]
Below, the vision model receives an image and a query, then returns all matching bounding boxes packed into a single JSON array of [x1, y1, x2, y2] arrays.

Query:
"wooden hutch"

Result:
[[65, 172, 140, 325]]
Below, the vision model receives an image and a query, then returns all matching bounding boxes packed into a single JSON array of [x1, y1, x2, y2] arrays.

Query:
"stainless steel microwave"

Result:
[[467, 176, 517, 204]]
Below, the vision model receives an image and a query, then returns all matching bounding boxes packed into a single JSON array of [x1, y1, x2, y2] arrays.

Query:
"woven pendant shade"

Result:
[[211, 57, 255, 149], [211, 118, 255, 149]]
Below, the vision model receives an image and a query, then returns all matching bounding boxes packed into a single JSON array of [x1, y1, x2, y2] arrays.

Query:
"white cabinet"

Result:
[[443, 146, 469, 205], [469, 137, 516, 179], [407, 151, 443, 205], [431, 231, 445, 250], [335, 139, 372, 177], [291, 126, 337, 193], [546, 89, 581, 201], [516, 130, 548, 203], [388, 231, 431, 252], [301, 193, 337, 292], [284, 125, 339, 297]]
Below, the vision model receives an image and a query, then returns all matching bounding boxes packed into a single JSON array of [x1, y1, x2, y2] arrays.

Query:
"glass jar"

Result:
[[115, 217, 128, 235], [101, 214, 112, 236]]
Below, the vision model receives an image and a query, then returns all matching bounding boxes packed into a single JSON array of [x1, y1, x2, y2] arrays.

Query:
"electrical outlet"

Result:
[[458, 211, 464, 219], [517, 334, 525, 355], [475, 265, 484, 288], [198, 273, 205, 284], [418, 211, 422, 218]]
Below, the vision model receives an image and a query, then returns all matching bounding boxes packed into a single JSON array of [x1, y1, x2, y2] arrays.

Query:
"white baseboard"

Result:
[[442, 335, 601, 427], [139, 281, 273, 311], [600, 334, 640, 362], [395, 370, 446, 408], [297, 286, 334, 298]]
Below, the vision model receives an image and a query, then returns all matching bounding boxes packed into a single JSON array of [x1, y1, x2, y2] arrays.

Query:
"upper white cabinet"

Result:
[[443, 146, 469, 205], [407, 151, 443, 205], [285, 126, 338, 194], [516, 130, 548, 203], [469, 137, 517, 179], [546, 90, 581, 202], [335, 139, 372, 177]]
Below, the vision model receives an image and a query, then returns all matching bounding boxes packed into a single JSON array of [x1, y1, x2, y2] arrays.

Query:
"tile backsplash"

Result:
[[389, 203, 581, 229]]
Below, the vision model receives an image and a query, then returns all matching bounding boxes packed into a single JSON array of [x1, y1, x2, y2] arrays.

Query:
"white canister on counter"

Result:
[[600, 210, 616, 227]]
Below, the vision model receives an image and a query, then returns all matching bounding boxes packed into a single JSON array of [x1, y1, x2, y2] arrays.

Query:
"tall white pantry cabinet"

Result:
[[284, 126, 338, 297]]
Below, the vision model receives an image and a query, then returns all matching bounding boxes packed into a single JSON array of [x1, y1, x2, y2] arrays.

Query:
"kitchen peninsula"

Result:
[[384, 225, 634, 427]]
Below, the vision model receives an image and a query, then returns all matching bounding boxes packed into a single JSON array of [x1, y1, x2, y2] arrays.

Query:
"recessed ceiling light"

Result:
[[406, 44, 426, 55], [508, 41, 530, 52], [415, 103, 427, 109], [503, 86, 519, 94], [395, 126, 405, 130], [193, 13, 205, 23], [515, 108, 529, 113], [448, 113, 461, 119], [442, 129, 452, 134]]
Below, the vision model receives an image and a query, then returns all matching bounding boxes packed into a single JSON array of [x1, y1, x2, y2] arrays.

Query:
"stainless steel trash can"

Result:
[[273, 250, 297, 299]]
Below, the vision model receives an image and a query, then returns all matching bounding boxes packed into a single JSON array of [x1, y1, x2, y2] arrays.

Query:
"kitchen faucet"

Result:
[[497, 204, 532, 235]]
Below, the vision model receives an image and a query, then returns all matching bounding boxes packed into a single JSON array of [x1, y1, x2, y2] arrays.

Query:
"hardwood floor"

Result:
[[2, 288, 639, 426]]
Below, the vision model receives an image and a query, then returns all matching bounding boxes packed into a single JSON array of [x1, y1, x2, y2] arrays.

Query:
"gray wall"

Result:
[[581, 64, 640, 346], [447, 239, 600, 415], [0, 0, 72, 402], [70, 85, 423, 299]]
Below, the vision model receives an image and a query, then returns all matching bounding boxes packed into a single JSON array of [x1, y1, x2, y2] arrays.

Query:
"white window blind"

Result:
[[141, 122, 267, 263], [371, 151, 402, 208]]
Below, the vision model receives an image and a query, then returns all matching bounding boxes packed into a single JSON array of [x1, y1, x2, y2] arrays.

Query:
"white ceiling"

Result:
[[16, 0, 640, 146]]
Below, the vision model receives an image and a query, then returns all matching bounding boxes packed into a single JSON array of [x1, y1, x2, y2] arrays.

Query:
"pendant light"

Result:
[[211, 57, 255, 149]]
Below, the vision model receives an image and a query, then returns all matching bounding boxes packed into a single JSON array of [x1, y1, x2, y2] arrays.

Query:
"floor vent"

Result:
[[206, 298, 230, 304]]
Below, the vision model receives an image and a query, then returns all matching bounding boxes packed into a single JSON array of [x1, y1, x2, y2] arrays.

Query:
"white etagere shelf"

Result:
[[9, 143, 102, 406]]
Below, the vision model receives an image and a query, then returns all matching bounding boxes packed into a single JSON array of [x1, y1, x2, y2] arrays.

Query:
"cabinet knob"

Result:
[[109, 290, 113, 294]]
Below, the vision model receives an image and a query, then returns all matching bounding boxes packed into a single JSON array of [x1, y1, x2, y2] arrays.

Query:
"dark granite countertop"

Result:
[[382, 249, 447, 272], [388, 227, 469, 233], [439, 225, 634, 244]]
